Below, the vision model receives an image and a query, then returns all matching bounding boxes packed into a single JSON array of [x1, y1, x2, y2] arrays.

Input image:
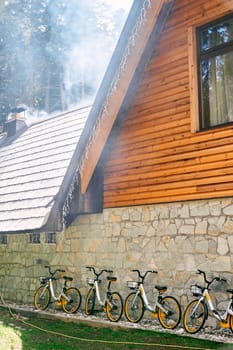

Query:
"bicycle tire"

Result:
[[183, 299, 207, 334], [85, 288, 96, 315], [106, 291, 123, 322], [34, 285, 51, 311], [158, 295, 182, 329], [124, 292, 144, 323], [229, 314, 233, 332], [62, 287, 82, 314]]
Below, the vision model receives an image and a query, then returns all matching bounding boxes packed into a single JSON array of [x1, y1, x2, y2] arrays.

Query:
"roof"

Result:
[[0, 106, 90, 232]]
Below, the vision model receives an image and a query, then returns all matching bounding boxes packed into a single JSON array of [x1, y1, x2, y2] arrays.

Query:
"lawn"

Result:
[[0, 306, 232, 350]]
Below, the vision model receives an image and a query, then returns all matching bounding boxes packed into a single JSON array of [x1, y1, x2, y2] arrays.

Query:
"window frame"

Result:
[[0, 233, 7, 245], [29, 232, 40, 244], [189, 13, 233, 132], [45, 232, 56, 244]]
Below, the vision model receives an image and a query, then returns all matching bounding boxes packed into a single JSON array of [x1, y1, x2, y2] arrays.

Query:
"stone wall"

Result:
[[1, 198, 233, 326]]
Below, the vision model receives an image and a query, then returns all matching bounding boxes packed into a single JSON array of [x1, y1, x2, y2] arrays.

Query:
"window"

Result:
[[45, 232, 56, 244], [0, 234, 7, 244], [29, 232, 40, 244], [197, 14, 233, 130]]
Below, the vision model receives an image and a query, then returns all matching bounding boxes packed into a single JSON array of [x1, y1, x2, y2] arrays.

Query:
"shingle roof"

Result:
[[0, 106, 90, 232]]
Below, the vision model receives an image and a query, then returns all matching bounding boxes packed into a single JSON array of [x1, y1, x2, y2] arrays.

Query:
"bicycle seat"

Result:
[[107, 276, 117, 282], [155, 285, 167, 293], [226, 289, 233, 294], [63, 276, 73, 282]]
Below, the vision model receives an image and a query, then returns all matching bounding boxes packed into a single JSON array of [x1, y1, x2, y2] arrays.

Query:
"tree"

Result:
[[0, 0, 130, 128]]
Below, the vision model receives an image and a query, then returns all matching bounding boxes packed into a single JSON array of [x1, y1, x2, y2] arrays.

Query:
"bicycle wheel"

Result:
[[106, 292, 123, 322], [124, 292, 144, 323], [183, 299, 207, 334], [229, 314, 233, 332], [62, 287, 82, 314], [158, 296, 182, 329], [34, 285, 51, 310], [85, 288, 96, 315]]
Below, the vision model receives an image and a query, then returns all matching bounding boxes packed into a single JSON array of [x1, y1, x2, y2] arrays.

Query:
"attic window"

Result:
[[29, 232, 40, 244], [45, 232, 56, 244], [197, 14, 233, 130], [0, 234, 7, 245]]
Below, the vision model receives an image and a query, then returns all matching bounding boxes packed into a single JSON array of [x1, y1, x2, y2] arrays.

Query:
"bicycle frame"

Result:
[[203, 288, 233, 323], [135, 282, 170, 315], [92, 280, 105, 307]]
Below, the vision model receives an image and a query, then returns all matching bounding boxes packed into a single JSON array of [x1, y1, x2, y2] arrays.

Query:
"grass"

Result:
[[0, 306, 232, 350]]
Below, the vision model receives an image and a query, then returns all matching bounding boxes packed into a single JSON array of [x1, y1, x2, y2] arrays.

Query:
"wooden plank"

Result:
[[102, 0, 233, 208]]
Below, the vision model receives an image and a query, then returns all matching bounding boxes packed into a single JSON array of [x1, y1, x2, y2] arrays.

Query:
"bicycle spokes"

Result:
[[158, 296, 181, 329], [183, 300, 206, 334], [106, 292, 123, 322]]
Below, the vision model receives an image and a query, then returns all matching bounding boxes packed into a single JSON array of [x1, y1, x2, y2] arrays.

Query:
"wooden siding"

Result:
[[103, 0, 233, 208]]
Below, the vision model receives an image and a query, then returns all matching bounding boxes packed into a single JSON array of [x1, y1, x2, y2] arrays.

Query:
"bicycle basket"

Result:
[[190, 285, 202, 297], [127, 281, 139, 289], [40, 277, 47, 284]]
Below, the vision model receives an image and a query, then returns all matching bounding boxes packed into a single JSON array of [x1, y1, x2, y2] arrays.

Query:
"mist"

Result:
[[0, 0, 132, 123]]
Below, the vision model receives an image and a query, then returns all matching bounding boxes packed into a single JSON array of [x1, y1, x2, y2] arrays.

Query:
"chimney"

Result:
[[4, 117, 16, 137], [4, 106, 26, 138]]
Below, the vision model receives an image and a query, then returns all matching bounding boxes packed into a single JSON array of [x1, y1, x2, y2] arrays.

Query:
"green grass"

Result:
[[0, 306, 232, 350]]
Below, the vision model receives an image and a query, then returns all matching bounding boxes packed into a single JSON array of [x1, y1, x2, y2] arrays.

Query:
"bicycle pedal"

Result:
[[55, 301, 62, 306], [151, 312, 158, 319]]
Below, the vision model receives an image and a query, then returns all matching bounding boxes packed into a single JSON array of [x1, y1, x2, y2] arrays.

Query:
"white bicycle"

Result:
[[124, 269, 181, 329], [183, 269, 233, 334], [34, 265, 81, 314], [85, 266, 123, 322]]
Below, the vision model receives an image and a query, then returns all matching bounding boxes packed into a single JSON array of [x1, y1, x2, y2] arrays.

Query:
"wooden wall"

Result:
[[103, 0, 233, 208]]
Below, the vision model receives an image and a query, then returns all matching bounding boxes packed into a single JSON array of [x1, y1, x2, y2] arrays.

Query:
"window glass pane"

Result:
[[29, 233, 40, 244], [45, 232, 56, 244], [0, 234, 7, 244], [201, 17, 233, 52], [200, 51, 233, 128]]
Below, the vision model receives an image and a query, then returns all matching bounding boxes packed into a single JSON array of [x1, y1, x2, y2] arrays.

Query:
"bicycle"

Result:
[[183, 269, 233, 334], [34, 265, 81, 314], [85, 266, 123, 322], [124, 269, 181, 329]]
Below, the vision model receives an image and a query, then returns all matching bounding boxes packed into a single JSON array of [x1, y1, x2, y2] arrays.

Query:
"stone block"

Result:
[[223, 204, 233, 216], [211, 256, 231, 271], [180, 204, 190, 218], [228, 235, 233, 253], [190, 203, 209, 217], [195, 240, 208, 254], [178, 225, 194, 235], [217, 237, 229, 255], [195, 220, 208, 234]]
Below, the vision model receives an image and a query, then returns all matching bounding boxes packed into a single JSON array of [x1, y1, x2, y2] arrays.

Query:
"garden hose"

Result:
[[0, 293, 213, 350]]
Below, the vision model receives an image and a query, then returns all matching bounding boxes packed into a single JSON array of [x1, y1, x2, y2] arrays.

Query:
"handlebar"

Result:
[[44, 265, 65, 277], [86, 266, 113, 278], [196, 269, 227, 288], [131, 269, 157, 282]]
